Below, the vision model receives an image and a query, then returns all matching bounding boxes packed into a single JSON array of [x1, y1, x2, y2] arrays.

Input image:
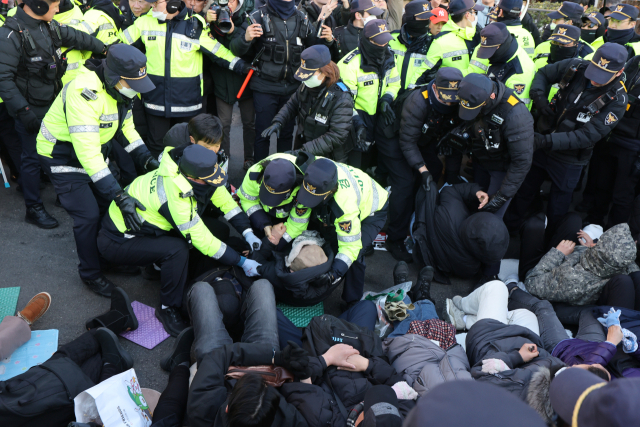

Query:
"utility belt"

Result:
[[421, 112, 459, 148]]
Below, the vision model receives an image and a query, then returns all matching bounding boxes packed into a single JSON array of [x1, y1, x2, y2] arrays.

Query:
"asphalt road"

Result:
[[0, 106, 480, 391]]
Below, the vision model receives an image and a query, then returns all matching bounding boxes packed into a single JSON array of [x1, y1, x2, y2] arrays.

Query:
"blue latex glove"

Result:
[[623, 328, 639, 353], [597, 307, 621, 329], [244, 231, 262, 252], [241, 258, 262, 277]]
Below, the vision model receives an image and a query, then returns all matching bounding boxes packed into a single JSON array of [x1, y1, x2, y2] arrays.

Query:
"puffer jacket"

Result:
[[272, 81, 354, 163], [383, 334, 472, 396], [253, 232, 339, 306], [466, 319, 565, 425], [524, 223, 639, 305]]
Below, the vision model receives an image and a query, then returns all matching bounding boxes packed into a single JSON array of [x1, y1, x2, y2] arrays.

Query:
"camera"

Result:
[[210, 0, 232, 33]]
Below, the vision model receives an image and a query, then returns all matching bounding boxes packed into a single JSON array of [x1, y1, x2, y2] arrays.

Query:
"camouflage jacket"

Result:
[[524, 223, 639, 305]]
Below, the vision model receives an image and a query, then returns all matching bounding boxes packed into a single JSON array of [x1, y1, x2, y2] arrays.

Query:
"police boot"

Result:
[[386, 239, 413, 263], [25, 204, 59, 229], [86, 287, 138, 334], [94, 328, 134, 371], [409, 266, 434, 302], [83, 275, 116, 297], [156, 306, 189, 337], [393, 261, 410, 286]]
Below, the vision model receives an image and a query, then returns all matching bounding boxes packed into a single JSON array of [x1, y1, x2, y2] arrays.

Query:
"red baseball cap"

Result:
[[430, 7, 449, 23]]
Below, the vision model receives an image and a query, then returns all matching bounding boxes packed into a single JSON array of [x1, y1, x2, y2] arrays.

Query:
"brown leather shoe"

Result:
[[17, 292, 51, 326]]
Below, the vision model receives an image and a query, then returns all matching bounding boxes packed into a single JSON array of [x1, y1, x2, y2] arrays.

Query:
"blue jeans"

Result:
[[188, 279, 279, 365], [277, 300, 377, 349]]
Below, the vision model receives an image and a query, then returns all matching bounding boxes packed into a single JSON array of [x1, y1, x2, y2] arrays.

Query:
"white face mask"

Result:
[[152, 10, 168, 20], [303, 74, 324, 88], [550, 22, 557, 30], [467, 12, 477, 27], [118, 86, 139, 98], [363, 15, 377, 25]]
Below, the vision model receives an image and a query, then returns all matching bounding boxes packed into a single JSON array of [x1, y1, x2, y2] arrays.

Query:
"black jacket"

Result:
[[187, 342, 309, 427], [532, 58, 628, 165], [412, 183, 510, 283], [399, 82, 460, 170], [331, 21, 362, 62], [610, 54, 640, 151], [272, 81, 354, 162], [0, 6, 105, 118], [470, 81, 534, 198]]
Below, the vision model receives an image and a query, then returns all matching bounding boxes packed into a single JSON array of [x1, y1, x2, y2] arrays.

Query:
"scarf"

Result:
[[606, 27, 635, 45], [268, 0, 296, 20], [549, 43, 578, 64]]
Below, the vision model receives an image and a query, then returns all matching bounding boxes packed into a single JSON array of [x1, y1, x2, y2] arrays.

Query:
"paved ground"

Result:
[[0, 106, 492, 391]]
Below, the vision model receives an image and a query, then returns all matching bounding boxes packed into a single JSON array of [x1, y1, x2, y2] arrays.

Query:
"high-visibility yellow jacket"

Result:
[[56, 4, 92, 84], [423, 20, 478, 75]]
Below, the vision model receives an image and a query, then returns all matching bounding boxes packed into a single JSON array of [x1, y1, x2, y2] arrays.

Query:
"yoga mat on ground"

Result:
[[120, 301, 170, 349]]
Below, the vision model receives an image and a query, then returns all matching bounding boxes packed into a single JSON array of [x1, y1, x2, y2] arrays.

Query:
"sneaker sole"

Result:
[[446, 299, 463, 331], [25, 216, 59, 229], [160, 326, 194, 372], [96, 328, 134, 370]]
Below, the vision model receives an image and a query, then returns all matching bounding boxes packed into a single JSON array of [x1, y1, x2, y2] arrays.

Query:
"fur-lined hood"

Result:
[[526, 367, 557, 426]]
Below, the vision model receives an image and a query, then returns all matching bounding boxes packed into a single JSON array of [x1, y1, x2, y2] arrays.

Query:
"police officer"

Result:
[[263, 45, 354, 162], [580, 12, 605, 45], [389, 0, 435, 91], [492, 0, 536, 58], [0, 0, 106, 229], [55, 0, 91, 84], [590, 4, 640, 60], [248, 0, 332, 162], [534, 2, 587, 60], [121, 0, 250, 157], [423, 0, 483, 75], [119, 0, 152, 30], [399, 67, 463, 188], [36, 45, 158, 296], [331, 0, 382, 62], [469, 22, 536, 109], [506, 43, 628, 233], [98, 144, 262, 336], [533, 24, 593, 72], [81, 0, 124, 46], [288, 158, 388, 304]]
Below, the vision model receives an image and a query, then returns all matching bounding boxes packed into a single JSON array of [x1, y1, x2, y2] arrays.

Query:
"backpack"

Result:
[[301, 314, 383, 358]]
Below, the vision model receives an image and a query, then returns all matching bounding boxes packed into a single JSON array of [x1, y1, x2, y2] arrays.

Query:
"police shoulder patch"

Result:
[[343, 50, 359, 64], [81, 88, 98, 101], [507, 95, 519, 106], [338, 220, 352, 233], [422, 89, 429, 99], [295, 207, 308, 216], [514, 84, 526, 95], [248, 171, 260, 181], [605, 112, 618, 125]]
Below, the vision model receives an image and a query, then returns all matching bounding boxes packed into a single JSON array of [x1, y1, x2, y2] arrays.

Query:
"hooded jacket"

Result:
[[524, 223, 640, 305], [412, 183, 509, 284]]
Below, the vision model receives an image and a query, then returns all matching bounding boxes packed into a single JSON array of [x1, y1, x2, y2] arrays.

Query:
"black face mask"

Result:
[[549, 43, 578, 63], [190, 180, 215, 204], [606, 27, 635, 44], [360, 38, 387, 68], [490, 36, 515, 64], [581, 29, 598, 44], [405, 20, 430, 38]]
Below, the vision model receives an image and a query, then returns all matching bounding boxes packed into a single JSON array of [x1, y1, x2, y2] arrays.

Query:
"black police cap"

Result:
[[435, 67, 463, 102], [585, 42, 627, 85], [609, 3, 639, 21], [547, 1, 584, 23], [363, 19, 394, 44], [548, 24, 581, 45], [477, 22, 510, 59], [458, 73, 494, 121], [404, 0, 434, 19], [298, 158, 338, 208], [259, 158, 297, 207], [294, 45, 331, 82], [179, 144, 227, 187], [104, 44, 155, 93]]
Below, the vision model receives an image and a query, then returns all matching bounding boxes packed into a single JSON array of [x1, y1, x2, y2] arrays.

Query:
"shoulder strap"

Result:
[[558, 58, 584, 90], [585, 81, 626, 115], [342, 49, 359, 64]]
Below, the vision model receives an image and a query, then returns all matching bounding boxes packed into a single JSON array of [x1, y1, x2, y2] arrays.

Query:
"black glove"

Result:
[[480, 190, 509, 213], [532, 93, 554, 117], [274, 340, 311, 378], [534, 132, 552, 151], [353, 117, 373, 152], [17, 107, 41, 134], [312, 270, 337, 288], [261, 122, 282, 139], [421, 170, 433, 191], [114, 190, 146, 232], [144, 156, 160, 172], [379, 98, 396, 127]]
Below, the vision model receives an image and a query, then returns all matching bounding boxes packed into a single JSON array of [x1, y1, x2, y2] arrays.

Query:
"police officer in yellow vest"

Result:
[[468, 22, 535, 109], [579, 11, 605, 46], [37, 45, 158, 297], [289, 158, 388, 304], [590, 4, 640, 60], [98, 144, 262, 336], [55, 0, 91, 84], [533, 24, 593, 72], [121, 0, 250, 157], [534, 2, 588, 60], [423, 0, 483, 75], [81, 0, 124, 46], [492, 0, 536, 58]]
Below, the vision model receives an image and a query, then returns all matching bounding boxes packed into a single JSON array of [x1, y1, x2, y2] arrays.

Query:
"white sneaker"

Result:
[[446, 298, 466, 331], [452, 295, 463, 310]]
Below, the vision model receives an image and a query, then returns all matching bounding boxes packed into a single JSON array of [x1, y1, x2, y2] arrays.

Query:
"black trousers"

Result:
[[50, 331, 120, 384], [518, 212, 582, 280], [253, 91, 295, 162], [109, 141, 138, 188], [0, 103, 21, 179], [145, 113, 191, 159], [41, 158, 111, 280], [598, 272, 640, 311], [151, 364, 190, 426], [585, 143, 640, 229], [15, 119, 43, 207]]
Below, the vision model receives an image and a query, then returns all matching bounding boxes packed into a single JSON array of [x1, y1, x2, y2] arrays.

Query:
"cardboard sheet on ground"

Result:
[[0, 329, 58, 380], [120, 301, 170, 349], [0, 286, 20, 322]]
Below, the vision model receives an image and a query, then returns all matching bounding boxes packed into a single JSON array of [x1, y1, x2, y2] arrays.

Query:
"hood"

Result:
[[285, 230, 326, 267], [441, 19, 476, 41], [459, 212, 509, 264], [579, 223, 637, 278], [526, 367, 556, 426]]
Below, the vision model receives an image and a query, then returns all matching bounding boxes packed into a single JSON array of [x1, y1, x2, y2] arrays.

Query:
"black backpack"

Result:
[[301, 314, 383, 358]]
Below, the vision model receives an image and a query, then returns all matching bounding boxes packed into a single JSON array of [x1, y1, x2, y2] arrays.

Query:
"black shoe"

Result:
[[104, 264, 141, 276], [142, 264, 161, 281], [83, 276, 116, 297], [86, 287, 138, 333], [410, 266, 434, 302], [393, 261, 410, 286], [363, 244, 375, 257], [54, 196, 62, 208], [473, 274, 500, 290], [156, 307, 189, 337], [160, 326, 194, 372], [386, 239, 413, 263], [94, 327, 134, 371], [25, 204, 59, 229]]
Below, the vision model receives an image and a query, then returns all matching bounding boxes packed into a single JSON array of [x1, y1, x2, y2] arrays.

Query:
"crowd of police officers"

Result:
[[1, 0, 639, 336]]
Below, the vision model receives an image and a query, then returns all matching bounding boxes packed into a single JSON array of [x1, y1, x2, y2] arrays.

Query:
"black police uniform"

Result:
[[0, 3, 105, 226], [584, 54, 640, 228], [506, 50, 628, 232], [332, 21, 363, 62], [248, 1, 327, 161]]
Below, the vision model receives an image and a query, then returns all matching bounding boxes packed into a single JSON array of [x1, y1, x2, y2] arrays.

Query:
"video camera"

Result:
[[210, 0, 233, 33]]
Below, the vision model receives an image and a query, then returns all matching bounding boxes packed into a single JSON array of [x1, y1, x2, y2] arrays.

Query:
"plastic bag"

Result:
[[361, 281, 413, 338]]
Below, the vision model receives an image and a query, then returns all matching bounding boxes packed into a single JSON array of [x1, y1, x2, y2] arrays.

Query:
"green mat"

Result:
[[0, 287, 20, 322], [277, 302, 324, 328]]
